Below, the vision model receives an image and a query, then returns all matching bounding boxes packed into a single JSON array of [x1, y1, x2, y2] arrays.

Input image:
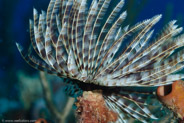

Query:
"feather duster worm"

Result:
[[157, 80, 184, 121], [16, 0, 184, 122]]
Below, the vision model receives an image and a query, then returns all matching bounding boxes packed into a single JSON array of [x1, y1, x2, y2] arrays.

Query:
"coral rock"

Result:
[[76, 91, 118, 123], [157, 80, 184, 120]]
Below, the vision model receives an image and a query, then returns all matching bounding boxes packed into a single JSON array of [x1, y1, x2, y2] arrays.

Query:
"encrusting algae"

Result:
[[16, 0, 184, 122]]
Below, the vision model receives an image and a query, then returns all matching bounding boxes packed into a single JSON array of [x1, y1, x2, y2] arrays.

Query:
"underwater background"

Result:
[[0, 0, 184, 122]]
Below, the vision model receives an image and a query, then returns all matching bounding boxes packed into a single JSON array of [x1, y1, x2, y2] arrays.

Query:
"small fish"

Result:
[[16, 0, 184, 122], [157, 80, 184, 121]]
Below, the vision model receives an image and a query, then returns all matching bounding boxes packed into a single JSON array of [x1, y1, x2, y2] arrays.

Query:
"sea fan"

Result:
[[16, 0, 184, 122]]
